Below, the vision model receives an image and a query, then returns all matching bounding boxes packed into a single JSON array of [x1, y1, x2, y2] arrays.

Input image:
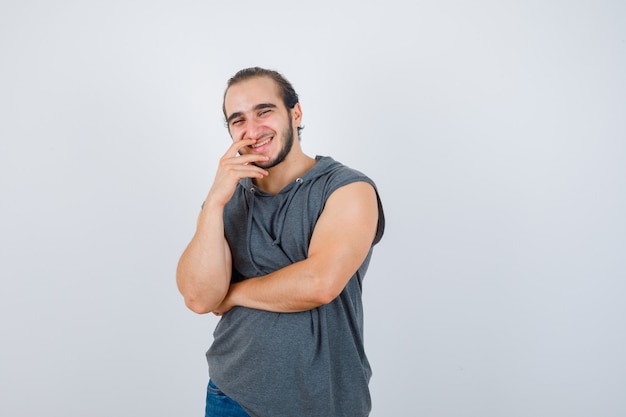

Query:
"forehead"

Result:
[[224, 76, 283, 115]]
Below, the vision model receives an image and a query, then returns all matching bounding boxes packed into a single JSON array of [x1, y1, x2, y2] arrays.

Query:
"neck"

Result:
[[254, 150, 316, 195]]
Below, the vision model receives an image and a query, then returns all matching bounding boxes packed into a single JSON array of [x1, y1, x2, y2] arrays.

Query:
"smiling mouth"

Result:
[[251, 137, 272, 149]]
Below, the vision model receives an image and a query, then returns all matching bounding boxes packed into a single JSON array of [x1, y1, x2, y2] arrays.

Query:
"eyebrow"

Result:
[[226, 103, 278, 124]]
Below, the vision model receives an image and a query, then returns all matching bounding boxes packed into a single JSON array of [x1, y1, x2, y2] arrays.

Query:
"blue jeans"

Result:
[[205, 379, 251, 417]]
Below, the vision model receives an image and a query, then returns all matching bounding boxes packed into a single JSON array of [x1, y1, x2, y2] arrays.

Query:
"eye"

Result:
[[231, 119, 243, 126], [259, 109, 271, 117]]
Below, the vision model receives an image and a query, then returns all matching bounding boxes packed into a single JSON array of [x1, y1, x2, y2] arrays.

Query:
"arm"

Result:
[[176, 139, 269, 314], [213, 181, 379, 314], [176, 203, 232, 314]]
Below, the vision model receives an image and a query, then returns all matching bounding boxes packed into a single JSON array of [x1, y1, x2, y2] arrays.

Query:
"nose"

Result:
[[246, 118, 265, 141]]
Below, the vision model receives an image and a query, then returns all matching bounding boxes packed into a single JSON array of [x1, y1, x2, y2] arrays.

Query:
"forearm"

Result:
[[224, 256, 346, 313], [176, 201, 231, 314]]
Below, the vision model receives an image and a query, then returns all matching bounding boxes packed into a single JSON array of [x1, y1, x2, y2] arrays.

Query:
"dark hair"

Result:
[[222, 67, 304, 138]]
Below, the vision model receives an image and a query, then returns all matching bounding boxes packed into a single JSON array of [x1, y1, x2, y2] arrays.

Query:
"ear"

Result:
[[291, 102, 302, 126]]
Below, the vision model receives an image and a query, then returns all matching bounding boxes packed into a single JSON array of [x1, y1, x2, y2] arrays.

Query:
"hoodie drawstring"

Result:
[[245, 178, 305, 274]]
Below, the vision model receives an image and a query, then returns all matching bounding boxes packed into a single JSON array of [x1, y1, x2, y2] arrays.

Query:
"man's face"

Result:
[[224, 76, 299, 169]]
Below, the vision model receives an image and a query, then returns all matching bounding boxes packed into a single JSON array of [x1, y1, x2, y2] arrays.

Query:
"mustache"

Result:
[[253, 132, 273, 141]]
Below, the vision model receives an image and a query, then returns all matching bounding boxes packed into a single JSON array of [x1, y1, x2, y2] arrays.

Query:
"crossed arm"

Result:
[[176, 180, 379, 315], [214, 181, 379, 314]]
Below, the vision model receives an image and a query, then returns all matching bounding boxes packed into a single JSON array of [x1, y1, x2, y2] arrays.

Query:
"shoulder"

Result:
[[314, 156, 385, 245], [313, 156, 378, 193]]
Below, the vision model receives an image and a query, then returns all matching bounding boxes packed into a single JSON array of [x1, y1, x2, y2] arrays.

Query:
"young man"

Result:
[[177, 67, 385, 417]]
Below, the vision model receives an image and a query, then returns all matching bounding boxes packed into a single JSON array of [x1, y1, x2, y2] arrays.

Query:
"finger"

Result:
[[229, 138, 257, 158], [218, 151, 269, 171], [218, 139, 253, 161], [226, 164, 269, 179], [229, 153, 269, 166]]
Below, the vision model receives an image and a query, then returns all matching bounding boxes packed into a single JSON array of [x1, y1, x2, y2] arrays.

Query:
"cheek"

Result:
[[229, 128, 245, 141]]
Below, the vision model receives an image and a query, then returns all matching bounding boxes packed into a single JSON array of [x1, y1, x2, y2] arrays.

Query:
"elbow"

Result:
[[180, 287, 226, 314], [315, 291, 338, 306], [177, 269, 227, 314], [312, 276, 345, 306], [184, 296, 216, 315]]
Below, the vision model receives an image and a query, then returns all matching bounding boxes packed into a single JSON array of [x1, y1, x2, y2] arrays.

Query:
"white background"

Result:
[[1, 1, 625, 416]]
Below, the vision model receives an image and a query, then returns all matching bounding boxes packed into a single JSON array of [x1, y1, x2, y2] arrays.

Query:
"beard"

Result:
[[254, 119, 295, 170]]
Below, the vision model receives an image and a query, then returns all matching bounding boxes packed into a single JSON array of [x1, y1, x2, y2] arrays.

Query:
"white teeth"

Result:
[[251, 138, 271, 148]]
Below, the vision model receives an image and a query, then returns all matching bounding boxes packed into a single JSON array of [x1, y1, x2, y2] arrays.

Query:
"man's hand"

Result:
[[212, 283, 238, 316], [205, 139, 269, 209]]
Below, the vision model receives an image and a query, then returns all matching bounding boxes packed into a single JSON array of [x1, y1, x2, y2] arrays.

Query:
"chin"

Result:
[[258, 157, 280, 170]]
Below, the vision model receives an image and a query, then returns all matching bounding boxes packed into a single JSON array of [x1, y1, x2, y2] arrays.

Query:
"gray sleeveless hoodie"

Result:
[[206, 155, 385, 417]]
